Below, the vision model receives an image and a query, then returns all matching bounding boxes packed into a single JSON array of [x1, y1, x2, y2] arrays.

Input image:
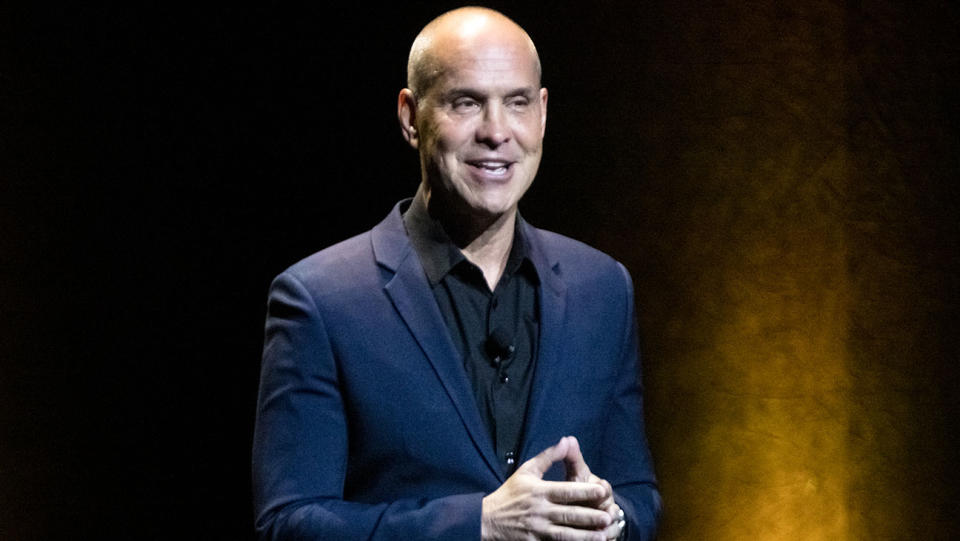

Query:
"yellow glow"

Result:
[[643, 4, 858, 532]]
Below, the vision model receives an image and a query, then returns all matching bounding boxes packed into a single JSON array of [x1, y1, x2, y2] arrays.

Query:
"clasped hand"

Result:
[[481, 436, 624, 540]]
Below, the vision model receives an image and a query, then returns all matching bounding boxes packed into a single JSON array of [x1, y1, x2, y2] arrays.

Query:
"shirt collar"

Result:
[[402, 192, 538, 287]]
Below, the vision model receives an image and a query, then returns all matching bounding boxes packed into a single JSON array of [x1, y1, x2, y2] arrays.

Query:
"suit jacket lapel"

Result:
[[519, 222, 570, 464], [371, 205, 505, 483]]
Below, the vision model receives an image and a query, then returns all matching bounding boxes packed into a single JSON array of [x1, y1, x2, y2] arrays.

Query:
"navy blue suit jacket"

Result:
[[252, 202, 661, 540]]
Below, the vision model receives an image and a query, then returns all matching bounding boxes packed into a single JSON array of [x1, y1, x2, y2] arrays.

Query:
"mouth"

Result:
[[465, 159, 514, 176]]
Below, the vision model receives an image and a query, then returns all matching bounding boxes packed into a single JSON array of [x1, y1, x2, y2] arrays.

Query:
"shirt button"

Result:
[[499, 374, 509, 384], [505, 451, 516, 465]]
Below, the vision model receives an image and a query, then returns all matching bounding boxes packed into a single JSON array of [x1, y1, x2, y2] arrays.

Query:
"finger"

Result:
[[603, 506, 625, 540], [520, 436, 572, 477], [599, 509, 626, 540], [604, 502, 622, 520], [545, 502, 613, 529], [540, 480, 607, 503], [592, 477, 615, 508], [573, 475, 613, 508], [541, 523, 608, 541], [562, 435, 593, 482]]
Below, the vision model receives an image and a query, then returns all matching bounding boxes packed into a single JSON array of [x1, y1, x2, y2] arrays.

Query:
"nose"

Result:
[[475, 104, 509, 148]]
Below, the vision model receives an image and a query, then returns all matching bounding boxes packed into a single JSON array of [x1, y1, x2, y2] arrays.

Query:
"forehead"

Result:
[[430, 32, 540, 91]]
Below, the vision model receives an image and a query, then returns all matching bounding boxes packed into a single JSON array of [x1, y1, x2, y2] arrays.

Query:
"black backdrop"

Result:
[[4, 2, 959, 540]]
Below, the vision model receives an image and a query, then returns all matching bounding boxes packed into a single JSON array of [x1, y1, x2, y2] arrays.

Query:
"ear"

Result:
[[397, 88, 419, 149], [539, 87, 548, 138]]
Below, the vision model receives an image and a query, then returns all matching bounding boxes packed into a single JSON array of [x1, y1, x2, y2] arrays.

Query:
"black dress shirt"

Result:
[[403, 196, 539, 475]]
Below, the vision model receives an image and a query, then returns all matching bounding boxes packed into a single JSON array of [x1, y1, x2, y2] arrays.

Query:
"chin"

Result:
[[466, 183, 528, 214], [464, 193, 520, 218]]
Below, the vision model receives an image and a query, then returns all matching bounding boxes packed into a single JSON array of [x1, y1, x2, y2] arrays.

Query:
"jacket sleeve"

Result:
[[605, 263, 663, 540], [251, 271, 484, 540]]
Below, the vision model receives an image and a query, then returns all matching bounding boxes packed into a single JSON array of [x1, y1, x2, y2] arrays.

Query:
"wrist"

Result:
[[480, 494, 497, 541]]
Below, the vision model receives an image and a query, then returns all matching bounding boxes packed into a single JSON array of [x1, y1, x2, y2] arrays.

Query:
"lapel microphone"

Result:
[[485, 326, 515, 368]]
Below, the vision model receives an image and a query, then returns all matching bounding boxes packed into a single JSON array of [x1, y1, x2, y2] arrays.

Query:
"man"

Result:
[[252, 7, 661, 540]]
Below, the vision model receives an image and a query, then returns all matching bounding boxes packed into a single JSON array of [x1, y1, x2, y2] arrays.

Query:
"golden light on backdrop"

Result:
[[621, 1, 958, 539], [647, 3, 858, 533], [653, 136, 855, 539]]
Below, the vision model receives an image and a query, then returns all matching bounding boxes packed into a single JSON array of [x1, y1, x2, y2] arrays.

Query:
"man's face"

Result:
[[414, 37, 547, 220]]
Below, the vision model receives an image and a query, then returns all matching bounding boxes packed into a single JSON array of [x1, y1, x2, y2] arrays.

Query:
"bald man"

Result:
[[253, 7, 661, 540]]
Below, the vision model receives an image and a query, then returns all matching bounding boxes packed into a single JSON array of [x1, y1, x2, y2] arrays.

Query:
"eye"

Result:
[[452, 97, 480, 112], [506, 96, 530, 109]]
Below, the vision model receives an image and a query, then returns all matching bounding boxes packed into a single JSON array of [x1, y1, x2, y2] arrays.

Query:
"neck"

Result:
[[416, 185, 517, 290]]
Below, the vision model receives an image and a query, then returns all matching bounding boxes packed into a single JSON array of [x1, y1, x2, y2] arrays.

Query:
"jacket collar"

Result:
[[370, 200, 569, 480]]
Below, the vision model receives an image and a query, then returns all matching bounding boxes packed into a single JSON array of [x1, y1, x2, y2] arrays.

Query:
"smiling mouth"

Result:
[[466, 160, 513, 175]]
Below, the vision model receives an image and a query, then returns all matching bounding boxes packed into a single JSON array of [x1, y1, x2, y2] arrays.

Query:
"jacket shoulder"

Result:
[[276, 231, 380, 297], [527, 226, 629, 288]]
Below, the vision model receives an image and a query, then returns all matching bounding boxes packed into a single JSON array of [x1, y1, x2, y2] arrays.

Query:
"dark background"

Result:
[[3, 2, 958, 539]]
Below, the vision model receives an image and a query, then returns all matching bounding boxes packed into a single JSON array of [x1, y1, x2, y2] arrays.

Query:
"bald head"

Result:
[[406, 7, 541, 100]]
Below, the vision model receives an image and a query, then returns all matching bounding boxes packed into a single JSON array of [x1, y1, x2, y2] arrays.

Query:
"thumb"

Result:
[[519, 436, 572, 478], [562, 435, 593, 482]]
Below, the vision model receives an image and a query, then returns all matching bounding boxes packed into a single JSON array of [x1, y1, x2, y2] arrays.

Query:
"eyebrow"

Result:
[[441, 86, 538, 101]]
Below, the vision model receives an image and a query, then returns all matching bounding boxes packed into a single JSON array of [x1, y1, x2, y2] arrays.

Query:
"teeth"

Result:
[[474, 162, 508, 172]]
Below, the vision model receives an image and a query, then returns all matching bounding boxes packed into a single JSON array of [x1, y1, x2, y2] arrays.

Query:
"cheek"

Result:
[[513, 119, 544, 149]]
